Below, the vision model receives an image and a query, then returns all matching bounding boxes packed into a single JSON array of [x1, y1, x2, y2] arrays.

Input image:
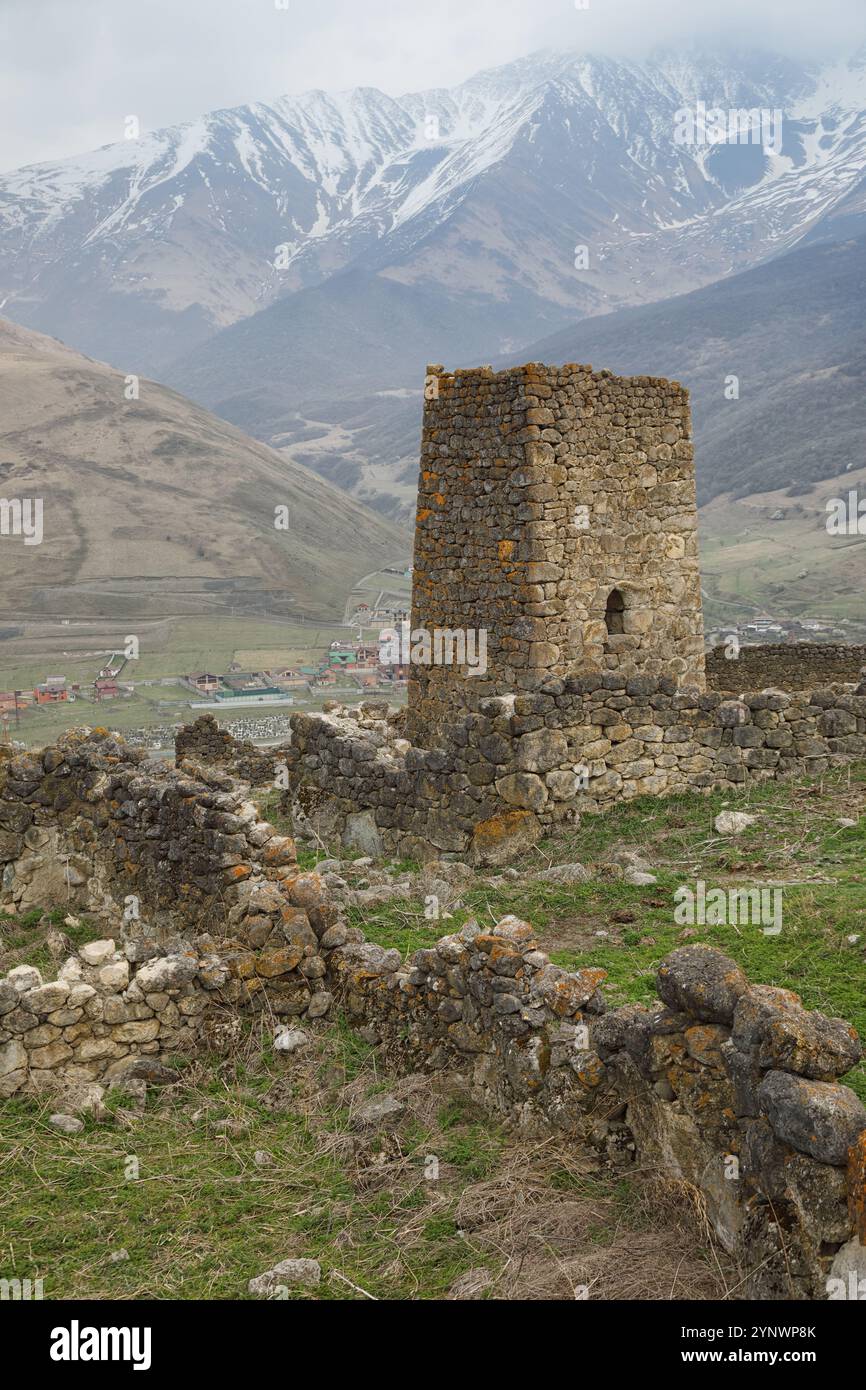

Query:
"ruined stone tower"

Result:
[[407, 362, 705, 738]]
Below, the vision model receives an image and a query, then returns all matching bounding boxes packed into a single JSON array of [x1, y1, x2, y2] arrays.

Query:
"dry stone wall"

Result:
[[329, 926, 866, 1300], [707, 644, 866, 693], [175, 714, 278, 786], [0, 729, 343, 1101], [0, 727, 312, 929], [282, 679, 866, 863], [1, 730, 865, 1299]]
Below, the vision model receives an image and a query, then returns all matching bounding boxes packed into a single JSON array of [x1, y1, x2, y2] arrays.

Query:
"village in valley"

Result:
[[0, 566, 414, 751]]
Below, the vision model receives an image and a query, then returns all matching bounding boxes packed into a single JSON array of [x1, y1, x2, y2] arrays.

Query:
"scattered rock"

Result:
[[607, 848, 654, 873], [248, 1258, 322, 1297], [274, 1028, 310, 1055], [49, 1113, 84, 1135], [624, 868, 658, 886], [58, 1082, 105, 1116], [111, 1057, 178, 1086], [533, 862, 591, 885], [714, 811, 757, 836], [353, 1094, 405, 1129]]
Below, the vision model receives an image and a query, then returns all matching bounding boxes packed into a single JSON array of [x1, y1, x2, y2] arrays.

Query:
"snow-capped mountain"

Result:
[[3, 45, 866, 377]]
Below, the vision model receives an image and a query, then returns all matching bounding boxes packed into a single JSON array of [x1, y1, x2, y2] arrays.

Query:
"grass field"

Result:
[[699, 464, 866, 633], [315, 765, 866, 1101], [0, 766, 862, 1299], [0, 1015, 730, 1301]]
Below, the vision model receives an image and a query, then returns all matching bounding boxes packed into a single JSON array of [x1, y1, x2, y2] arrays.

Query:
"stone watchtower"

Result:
[[407, 362, 705, 738]]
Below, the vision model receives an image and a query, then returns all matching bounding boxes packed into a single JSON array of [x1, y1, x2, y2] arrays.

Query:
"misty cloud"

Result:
[[2, 0, 866, 170]]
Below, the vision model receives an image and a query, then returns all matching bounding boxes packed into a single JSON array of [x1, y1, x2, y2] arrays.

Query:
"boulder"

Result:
[[757, 1070, 866, 1165], [733, 985, 861, 1080], [656, 945, 748, 1024]]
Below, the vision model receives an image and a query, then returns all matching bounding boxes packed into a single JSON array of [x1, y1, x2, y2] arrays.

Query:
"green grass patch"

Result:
[[352, 766, 866, 1099]]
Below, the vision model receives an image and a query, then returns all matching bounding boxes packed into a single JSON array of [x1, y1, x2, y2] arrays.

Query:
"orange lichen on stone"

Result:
[[255, 946, 304, 977], [262, 839, 296, 867], [473, 810, 533, 846], [574, 1053, 606, 1089], [549, 970, 606, 1017], [498, 539, 515, 562], [230, 953, 257, 979], [223, 864, 252, 882]]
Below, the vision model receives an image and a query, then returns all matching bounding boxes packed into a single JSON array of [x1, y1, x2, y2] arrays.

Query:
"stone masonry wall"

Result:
[[0, 728, 300, 928], [0, 729, 343, 1101], [283, 679, 866, 864], [175, 714, 278, 786], [409, 363, 705, 740], [707, 644, 866, 693], [2, 730, 865, 1298], [329, 927, 866, 1300]]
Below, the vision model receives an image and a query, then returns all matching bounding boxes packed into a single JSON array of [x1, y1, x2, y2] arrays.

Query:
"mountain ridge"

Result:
[[5, 45, 866, 378], [0, 317, 406, 621]]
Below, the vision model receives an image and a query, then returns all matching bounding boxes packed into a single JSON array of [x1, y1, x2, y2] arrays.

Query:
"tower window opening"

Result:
[[604, 588, 625, 636]]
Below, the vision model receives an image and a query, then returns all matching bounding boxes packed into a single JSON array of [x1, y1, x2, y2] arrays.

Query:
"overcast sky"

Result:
[[2, 0, 866, 171]]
